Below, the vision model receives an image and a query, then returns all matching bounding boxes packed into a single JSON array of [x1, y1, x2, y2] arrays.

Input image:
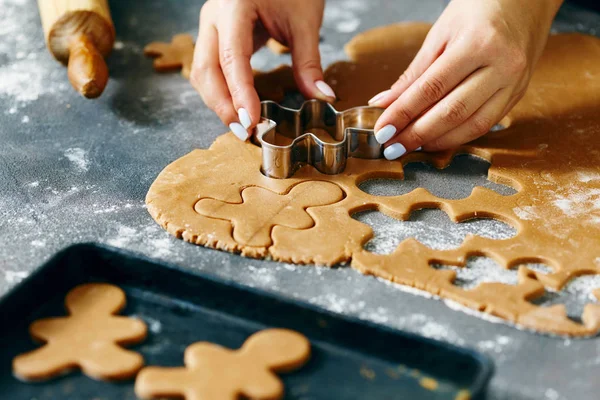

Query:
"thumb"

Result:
[[290, 27, 336, 102]]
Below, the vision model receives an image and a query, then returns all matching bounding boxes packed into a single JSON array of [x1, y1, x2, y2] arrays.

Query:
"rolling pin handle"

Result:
[[67, 34, 109, 99]]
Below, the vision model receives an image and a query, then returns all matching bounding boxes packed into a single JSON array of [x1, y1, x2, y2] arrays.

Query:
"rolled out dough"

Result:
[[147, 23, 600, 336]]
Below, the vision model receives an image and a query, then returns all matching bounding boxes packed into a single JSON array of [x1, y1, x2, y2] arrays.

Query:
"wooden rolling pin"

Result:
[[38, 0, 115, 98]]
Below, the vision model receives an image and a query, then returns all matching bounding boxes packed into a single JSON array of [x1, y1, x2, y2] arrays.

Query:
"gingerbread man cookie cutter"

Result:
[[135, 328, 311, 400], [253, 99, 385, 179]]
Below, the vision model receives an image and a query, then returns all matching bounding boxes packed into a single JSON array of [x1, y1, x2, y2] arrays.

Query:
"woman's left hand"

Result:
[[369, 0, 563, 159]]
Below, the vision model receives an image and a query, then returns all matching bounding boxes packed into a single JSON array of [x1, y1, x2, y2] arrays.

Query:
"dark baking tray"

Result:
[[0, 243, 493, 399]]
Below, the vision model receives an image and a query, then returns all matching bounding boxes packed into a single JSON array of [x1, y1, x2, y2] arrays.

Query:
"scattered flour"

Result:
[[544, 388, 560, 400], [552, 186, 600, 218], [578, 171, 600, 183], [477, 335, 513, 354], [149, 237, 177, 258], [94, 205, 119, 214], [246, 265, 278, 286], [354, 209, 515, 254], [317, 42, 348, 66], [525, 172, 600, 232], [92, 202, 142, 215], [309, 281, 466, 346], [533, 274, 600, 319], [106, 226, 138, 247], [0, 0, 70, 112], [359, 306, 391, 324], [336, 19, 361, 33], [147, 318, 162, 333], [513, 205, 539, 221], [309, 293, 367, 314], [564, 274, 600, 302], [105, 224, 180, 260], [281, 263, 297, 272], [131, 314, 163, 334], [390, 313, 466, 346], [4, 270, 29, 284], [444, 299, 511, 326], [433, 257, 519, 290], [376, 273, 532, 337], [324, 0, 367, 33], [40, 185, 81, 210], [64, 148, 89, 172], [377, 277, 436, 300], [179, 90, 200, 106], [0, 56, 51, 104]]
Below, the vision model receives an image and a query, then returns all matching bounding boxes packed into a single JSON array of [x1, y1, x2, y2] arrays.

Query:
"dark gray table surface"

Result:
[[1, 1, 599, 399]]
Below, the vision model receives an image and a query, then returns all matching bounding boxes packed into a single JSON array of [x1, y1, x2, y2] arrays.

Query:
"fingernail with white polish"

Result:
[[384, 143, 407, 160], [415, 147, 422, 151], [229, 122, 249, 141], [368, 89, 391, 105], [315, 80, 336, 99], [238, 108, 251, 129], [375, 124, 396, 144]]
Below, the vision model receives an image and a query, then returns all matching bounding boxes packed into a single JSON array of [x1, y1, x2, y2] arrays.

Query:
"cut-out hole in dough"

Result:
[[431, 257, 520, 290], [431, 260, 555, 291], [353, 209, 516, 254], [522, 263, 553, 275], [530, 274, 600, 323], [358, 154, 516, 199], [433, 259, 600, 323]]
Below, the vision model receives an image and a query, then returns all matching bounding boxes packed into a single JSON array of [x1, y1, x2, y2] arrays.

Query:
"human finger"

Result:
[[384, 67, 501, 153], [290, 24, 335, 101], [190, 18, 241, 138], [217, 2, 261, 133], [422, 89, 512, 152], [373, 44, 481, 146]]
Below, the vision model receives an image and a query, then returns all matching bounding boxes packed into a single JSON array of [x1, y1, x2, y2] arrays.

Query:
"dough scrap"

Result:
[[195, 181, 344, 247], [267, 38, 290, 54], [146, 23, 600, 336], [135, 329, 310, 400], [13, 283, 147, 381], [144, 33, 195, 78]]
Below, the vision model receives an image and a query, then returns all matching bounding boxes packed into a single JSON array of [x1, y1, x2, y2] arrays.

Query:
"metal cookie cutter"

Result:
[[253, 99, 385, 179]]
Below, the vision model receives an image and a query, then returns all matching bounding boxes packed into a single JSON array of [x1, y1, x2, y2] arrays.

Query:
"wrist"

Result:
[[495, 0, 563, 26]]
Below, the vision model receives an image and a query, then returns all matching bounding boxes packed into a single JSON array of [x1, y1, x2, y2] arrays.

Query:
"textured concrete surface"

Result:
[[1, 0, 599, 399]]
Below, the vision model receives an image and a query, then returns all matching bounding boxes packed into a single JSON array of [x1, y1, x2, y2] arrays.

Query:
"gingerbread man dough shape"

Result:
[[135, 328, 311, 400], [144, 34, 195, 78], [195, 181, 344, 247], [13, 283, 147, 381]]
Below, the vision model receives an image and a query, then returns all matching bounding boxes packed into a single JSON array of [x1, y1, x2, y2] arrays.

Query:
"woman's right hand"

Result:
[[191, 0, 336, 141]]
